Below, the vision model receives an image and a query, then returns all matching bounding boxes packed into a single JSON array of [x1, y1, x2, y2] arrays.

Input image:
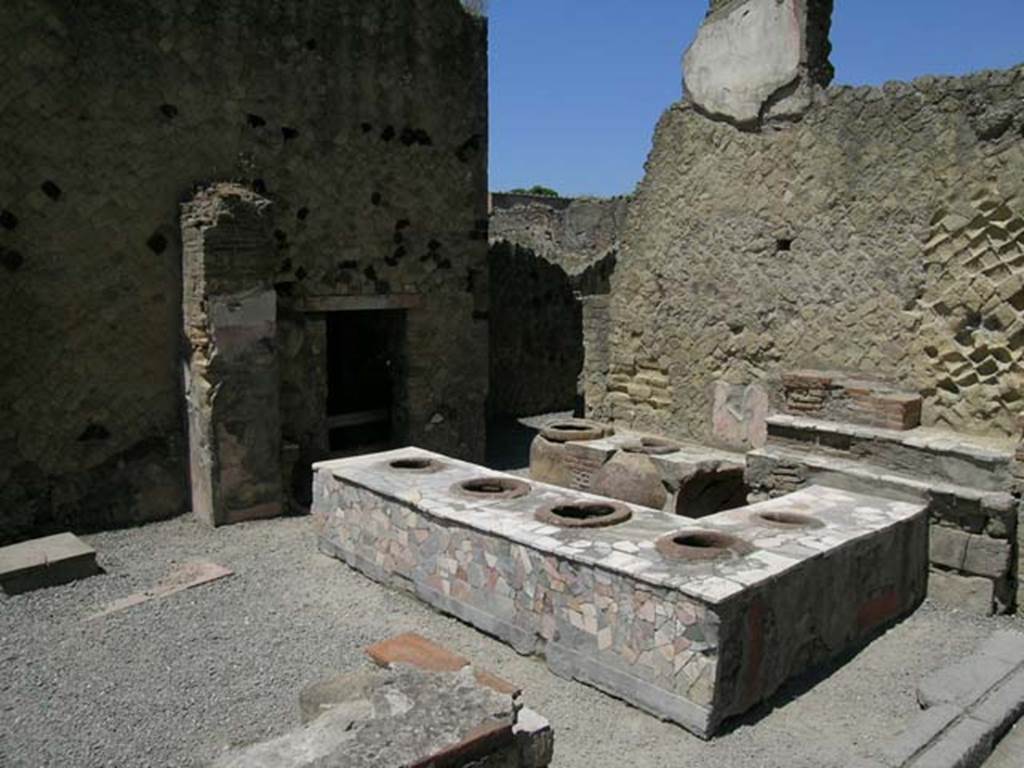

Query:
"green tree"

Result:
[[508, 185, 560, 197]]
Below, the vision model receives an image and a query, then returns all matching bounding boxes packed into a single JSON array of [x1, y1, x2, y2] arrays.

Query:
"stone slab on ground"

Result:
[[86, 561, 233, 620], [213, 665, 526, 768], [918, 632, 1024, 708], [367, 631, 522, 696], [0, 532, 100, 594], [865, 631, 1024, 767]]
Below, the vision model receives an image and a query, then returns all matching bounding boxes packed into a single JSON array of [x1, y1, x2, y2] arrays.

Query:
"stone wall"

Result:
[[0, 0, 488, 543], [490, 194, 628, 277], [601, 66, 1024, 448], [489, 195, 627, 416], [488, 242, 582, 416]]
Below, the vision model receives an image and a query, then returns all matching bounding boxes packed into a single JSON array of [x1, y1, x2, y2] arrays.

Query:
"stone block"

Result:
[[513, 707, 554, 768], [908, 715, 993, 768], [928, 569, 994, 615], [917, 653, 1017, 710], [873, 632, 1024, 767], [530, 424, 746, 517], [970, 666, 1024, 735], [976, 631, 1024, 667], [963, 535, 1012, 579], [929, 526, 969, 571], [879, 704, 960, 768], [0, 532, 100, 595], [683, 0, 832, 126]]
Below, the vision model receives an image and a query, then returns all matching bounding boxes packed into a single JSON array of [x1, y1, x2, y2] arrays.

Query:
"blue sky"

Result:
[[488, 1, 1024, 197]]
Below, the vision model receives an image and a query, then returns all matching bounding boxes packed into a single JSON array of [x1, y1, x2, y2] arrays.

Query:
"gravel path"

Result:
[[2, 514, 1022, 768]]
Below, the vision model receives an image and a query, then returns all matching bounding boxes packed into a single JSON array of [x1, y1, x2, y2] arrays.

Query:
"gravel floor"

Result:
[[2, 514, 1022, 768]]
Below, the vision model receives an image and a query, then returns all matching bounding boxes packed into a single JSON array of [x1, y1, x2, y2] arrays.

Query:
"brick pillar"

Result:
[[181, 183, 282, 526]]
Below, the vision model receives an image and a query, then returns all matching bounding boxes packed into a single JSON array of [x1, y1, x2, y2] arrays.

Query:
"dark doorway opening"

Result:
[[325, 309, 406, 456], [674, 467, 749, 519]]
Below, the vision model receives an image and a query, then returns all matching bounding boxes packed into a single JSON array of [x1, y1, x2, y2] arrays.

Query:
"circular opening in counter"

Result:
[[753, 511, 825, 530], [656, 529, 753, 560], [453, 476, 532, 500], [622, 436, 681, 456], [539, 419, 612, 444], [387, 457, 445, 473], [535, 501, 632, 529]]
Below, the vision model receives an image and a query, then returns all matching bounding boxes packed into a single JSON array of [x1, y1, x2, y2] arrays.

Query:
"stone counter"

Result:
[[313, 448, 927, 737]]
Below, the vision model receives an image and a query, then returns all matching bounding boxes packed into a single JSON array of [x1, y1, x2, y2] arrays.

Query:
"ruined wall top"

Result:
[[489, 194, 628, 279], [684, 0, 834, 128]]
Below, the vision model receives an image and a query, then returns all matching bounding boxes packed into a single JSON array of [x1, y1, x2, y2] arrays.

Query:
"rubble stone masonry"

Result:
[[0, 0, 488, 543], [603, 66, 1024, 448]]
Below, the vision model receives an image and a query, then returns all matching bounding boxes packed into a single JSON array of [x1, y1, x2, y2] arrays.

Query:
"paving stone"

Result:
[[881, 704, 961, 767], [976, 631, 1024, 667], [909, 715, 993, 768], [0, 532, 100, 595], [971, 667, 1024, 735], [928, 570, 994, 615], [917, 653, 1018, 709], [869, 632, 1024, 767]]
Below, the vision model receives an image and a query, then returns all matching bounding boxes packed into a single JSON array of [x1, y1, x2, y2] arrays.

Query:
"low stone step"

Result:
[[0, 532, 101, 595], [858, 631, 1024, 767], [748, 444, 1016, 520], [766, 414, 1015, 494]]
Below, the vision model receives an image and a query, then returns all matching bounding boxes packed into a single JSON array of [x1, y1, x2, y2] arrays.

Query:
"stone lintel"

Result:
[[297, 293, 423, 313]]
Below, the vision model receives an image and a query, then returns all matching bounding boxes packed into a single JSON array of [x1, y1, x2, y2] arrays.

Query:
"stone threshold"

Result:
[[856, 631, 1024, 768]]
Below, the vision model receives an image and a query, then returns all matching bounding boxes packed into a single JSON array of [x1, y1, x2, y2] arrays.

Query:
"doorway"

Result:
[[324, 309, 406, 456]]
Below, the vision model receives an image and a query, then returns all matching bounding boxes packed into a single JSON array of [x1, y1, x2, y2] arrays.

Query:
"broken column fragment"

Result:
[[683, 0, 834, 127], [181, 183, 283, 526]]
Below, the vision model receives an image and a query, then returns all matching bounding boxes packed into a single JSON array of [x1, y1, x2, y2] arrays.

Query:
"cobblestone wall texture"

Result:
[[0, 0, 487, 543], [601, 67, 1024, 446]]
